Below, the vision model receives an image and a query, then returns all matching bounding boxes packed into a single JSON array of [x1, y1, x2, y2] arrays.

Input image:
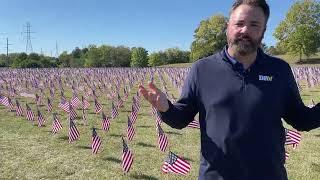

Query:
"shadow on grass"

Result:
[[183, 157, 194, 162], [295, 58, 320, 65], [136, 142, 156, 148], [59, 136, 69, 140], [315, 134, 320, 137], [77, 145, 91, 149], [311, 163, 320, 172], [137, 125, 152, 128], [109, 134, 122, 137], [166, 131, 182, 136], [130, 174, 158, 180], [104, 157, 121, 163]]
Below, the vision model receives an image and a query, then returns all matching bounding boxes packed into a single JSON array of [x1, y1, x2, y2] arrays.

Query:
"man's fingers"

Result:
[[138, 85, 149, 100], [148, 81, 160, 94]]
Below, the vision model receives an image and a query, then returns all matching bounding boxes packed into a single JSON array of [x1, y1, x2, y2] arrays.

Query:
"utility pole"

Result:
[[5, 38, 12, 65]]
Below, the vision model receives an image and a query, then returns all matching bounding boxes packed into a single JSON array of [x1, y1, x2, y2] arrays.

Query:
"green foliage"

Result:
[[190, 14, 228, 62], [148, 51, 167, 67], [148, 48, 190, 67], [130, 47, 148, 67], [274, 0, 320, 61]]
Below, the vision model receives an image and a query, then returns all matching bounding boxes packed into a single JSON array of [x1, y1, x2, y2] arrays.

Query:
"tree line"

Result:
[[0, 0, 319, 68]]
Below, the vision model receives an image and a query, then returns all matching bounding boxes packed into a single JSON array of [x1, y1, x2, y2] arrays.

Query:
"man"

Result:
[[139, 0, 320, 179]]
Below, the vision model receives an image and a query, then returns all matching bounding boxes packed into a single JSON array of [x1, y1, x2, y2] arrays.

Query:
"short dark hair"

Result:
[[231, 0, 270, 23]]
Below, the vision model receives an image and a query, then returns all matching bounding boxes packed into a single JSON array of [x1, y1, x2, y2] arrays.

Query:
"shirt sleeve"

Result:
[[158, 63, 199, 129], [282, 64, 320, 131]]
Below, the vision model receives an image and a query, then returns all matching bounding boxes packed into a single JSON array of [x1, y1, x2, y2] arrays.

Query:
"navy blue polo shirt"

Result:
[[159, 47, 320, 180]]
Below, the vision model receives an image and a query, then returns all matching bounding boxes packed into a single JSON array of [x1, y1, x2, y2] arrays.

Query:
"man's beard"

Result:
[[228, 35, 262, 56]]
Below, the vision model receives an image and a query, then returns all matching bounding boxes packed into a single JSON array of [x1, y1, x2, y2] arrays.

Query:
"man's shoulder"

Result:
[[262, 53, 291, 70], [191, 52, 223, 68]]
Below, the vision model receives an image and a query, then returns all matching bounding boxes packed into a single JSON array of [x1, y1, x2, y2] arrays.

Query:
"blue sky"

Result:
[[0, 0, 295, 56]]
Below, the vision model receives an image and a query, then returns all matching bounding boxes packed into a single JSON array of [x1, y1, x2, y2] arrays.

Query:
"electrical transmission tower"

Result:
[[23, 22, 35, 54]]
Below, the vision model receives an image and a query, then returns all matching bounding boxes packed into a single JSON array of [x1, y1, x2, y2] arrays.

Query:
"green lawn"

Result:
[[0, 69, 320, 179]]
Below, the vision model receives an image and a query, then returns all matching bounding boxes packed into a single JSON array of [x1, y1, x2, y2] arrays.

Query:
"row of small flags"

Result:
[[1, 91, 194, 175]]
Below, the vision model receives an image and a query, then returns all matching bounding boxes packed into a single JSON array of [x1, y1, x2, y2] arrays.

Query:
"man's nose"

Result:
[[240, 26, 249, 33]]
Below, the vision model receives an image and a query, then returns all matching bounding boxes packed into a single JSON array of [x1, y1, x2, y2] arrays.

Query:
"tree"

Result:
[[273, 0, 320, 62], [190, 14, 228, 62], [58, 51, 72, 67], [148, 51, 167, 67], [130, 47, 148, 67]]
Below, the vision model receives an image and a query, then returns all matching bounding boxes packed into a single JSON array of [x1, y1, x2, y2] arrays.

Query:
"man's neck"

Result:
[[227, 48, 257, 69]]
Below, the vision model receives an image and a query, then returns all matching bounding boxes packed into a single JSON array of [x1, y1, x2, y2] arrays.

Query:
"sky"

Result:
[[0, 0, 297, 56]]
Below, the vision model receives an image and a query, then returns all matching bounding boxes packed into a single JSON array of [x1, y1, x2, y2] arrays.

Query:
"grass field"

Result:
[[0, 69, 320, 180]]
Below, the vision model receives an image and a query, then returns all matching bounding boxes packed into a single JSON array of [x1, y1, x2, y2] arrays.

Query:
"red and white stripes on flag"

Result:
[[102, 112, 110, 132], [94, 99, 102, 114], [121, 137, 134, 173], [285, 151, 289, 161], [82, 96, 90, 109], [157, 124, 168, 152], [111, 102, 118, 119], [52, 113, 62, 134], [68, 103, 78, 120], [285, 128, 301, 148], [37, 109, 45, 127], [127, 116, 135, 141], [71, 93, 81, 108], [69, 119, 80, 143], [187, 119, 200, 129], [15, 99, 24, 116], [26, 103, 34, 121], [91, 128, 102, 154], [47, 98, 53, 112], [58, 98, 70, 112], [162, 151, 191, 175], [130, 110, 138, 124]]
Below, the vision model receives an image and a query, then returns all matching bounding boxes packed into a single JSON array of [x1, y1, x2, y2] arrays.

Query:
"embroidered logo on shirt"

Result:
[[259, 75, 273, 81]]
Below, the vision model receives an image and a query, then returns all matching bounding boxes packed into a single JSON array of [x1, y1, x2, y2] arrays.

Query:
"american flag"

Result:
[[130, 109, 138, 124], [37, 108, 45, 127], [117, 93, 124, 108], [157, 124, 168, 152], [102, 112, 110, 132], [52, 113, 62, 134], [15, 99, 24, 116], [58, 98, 70, 112], [91, 128, 102, 154], [94, 99, 102, 114], [71, 93, 81, 108], [187, 119, 200, 129], [68, 102, 78, 120], [0, 95, 13, 110], [285, 151, 290, 161], [162, 151, 191, 175], [121, 137, 134, 173], [69, 119, 80, 143], [26, 103, 34, 121], [47, 98, 53, 112], [127, 116, 135, 141], [111, 102, 118, 119], [285, 129, 301, 147], [81, 96, 90, 109]]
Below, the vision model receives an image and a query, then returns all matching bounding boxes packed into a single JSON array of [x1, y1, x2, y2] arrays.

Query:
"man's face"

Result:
[[227, 4, 266, 56]]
